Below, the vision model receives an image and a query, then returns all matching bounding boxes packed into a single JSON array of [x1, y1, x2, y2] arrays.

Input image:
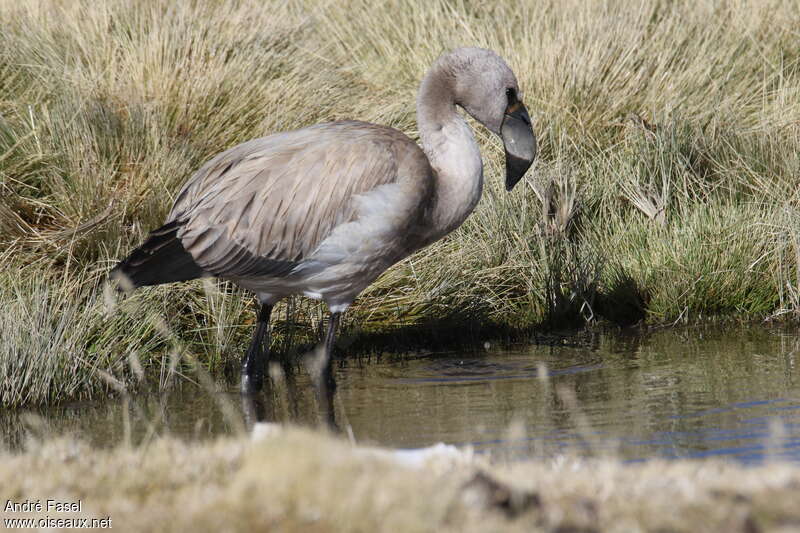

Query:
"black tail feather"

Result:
[[110, 220, 208, 289]]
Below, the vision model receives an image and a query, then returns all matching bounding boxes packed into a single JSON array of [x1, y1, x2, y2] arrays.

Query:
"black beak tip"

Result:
[[505, 153, 533, 191]]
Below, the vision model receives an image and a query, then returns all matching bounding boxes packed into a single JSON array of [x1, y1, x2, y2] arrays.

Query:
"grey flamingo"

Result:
[[111, 47, 537, 401]]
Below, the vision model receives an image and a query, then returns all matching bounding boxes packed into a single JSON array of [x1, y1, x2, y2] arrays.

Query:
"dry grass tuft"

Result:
[[2, 427, 800, 532]]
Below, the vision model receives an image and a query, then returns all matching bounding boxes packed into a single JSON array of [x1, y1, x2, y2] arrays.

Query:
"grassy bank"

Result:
[[2, 0, 800, 405], [3, 426, 800, 532]]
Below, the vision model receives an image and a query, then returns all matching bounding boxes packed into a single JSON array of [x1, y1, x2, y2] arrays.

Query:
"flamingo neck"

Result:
[[416, 63, 484, 240]]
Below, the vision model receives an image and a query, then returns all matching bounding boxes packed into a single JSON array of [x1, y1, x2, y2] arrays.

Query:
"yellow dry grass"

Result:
[[2, 426, 800, 532]]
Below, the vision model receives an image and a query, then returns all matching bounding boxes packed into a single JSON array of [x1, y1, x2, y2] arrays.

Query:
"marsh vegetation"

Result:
[[2, 0, 800, 406], [4, 426, 800, 532]]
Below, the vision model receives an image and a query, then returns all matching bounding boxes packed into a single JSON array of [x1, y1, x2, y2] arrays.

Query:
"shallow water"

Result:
[[4, 326, 800, 464]]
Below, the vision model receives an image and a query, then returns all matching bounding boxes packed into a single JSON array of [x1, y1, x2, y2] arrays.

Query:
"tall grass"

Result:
[[2, 0, 800, 405]]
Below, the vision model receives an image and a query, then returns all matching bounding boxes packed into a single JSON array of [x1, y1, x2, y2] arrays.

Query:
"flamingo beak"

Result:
[[501, 101, 537, 191]]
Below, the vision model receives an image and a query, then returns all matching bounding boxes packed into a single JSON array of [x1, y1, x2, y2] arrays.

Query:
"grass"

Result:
[[2, 426, 800, 532], [2, 0, 800, 405]]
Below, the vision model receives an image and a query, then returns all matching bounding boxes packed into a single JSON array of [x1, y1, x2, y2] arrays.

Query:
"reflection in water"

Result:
[[2, 326, 800, 464]]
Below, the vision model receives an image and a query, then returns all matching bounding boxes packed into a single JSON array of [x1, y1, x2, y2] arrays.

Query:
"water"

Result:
[[3, 326, 800, 464]]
